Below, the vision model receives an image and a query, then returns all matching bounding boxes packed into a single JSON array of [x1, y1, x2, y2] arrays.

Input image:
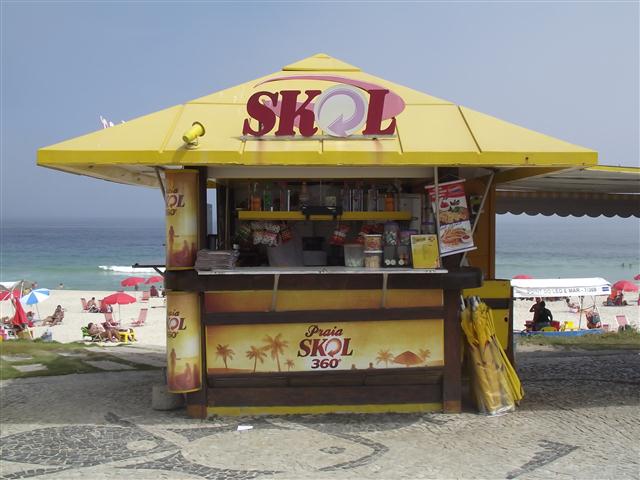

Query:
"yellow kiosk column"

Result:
[[164, 169, 203, 402]]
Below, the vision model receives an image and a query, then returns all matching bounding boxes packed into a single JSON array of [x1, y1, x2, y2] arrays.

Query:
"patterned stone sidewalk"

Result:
[[0, 347, 638, 479]]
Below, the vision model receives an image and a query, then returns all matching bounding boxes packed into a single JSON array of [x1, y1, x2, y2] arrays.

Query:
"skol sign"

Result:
[[242, 75, 406, 138]]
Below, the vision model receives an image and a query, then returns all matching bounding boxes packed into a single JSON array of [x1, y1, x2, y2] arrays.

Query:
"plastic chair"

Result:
[[616, 315, 630, 332], [131, 308, 148, 327], [80, 297, 88, 311], [118, 329, 136, 343]]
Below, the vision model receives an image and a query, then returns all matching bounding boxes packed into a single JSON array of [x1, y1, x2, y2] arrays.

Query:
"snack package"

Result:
[[262, 231, 279, 247], [237, 223, 252, 244], [330, 224, 351, 245], [279, 223, 293, 243]]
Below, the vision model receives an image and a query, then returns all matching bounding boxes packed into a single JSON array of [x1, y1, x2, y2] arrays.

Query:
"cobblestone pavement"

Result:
[[1, 347, 638, 479]]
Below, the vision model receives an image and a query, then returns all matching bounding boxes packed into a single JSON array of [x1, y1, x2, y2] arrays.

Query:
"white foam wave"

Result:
[[98, 265, 165, 274]]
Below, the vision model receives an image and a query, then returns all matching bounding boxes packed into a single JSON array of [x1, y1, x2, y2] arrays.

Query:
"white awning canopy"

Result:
[[0, 281, 21, 291], [511, 277, 612, 298]]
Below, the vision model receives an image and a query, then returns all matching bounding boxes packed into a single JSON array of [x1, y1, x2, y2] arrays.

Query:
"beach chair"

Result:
[[140, 290, 150, 302], [131, 308, 148, 327], [616, 315, 631, 332], [80, 297, 88, 312], [103, 311, 119, 327], [81, 326, 101, 342]]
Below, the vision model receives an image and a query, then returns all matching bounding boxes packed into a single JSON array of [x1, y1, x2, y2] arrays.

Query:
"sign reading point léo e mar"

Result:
[[206, 319, 443, 375], [242, 75, 406, 138]]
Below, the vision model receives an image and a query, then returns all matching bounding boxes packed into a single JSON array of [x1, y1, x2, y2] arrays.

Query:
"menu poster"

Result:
[[425, 180, 476, 257], [410, 235, 440, 268]]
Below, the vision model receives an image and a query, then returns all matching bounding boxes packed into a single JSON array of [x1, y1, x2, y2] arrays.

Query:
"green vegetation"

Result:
[[517, 329, 640, 350], [0, 340, 161, 380]]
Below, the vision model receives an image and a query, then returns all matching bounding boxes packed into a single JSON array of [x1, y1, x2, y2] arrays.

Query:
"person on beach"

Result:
[[42, 305, 64, 326], [86, 297, 99, 313], [88, 322, 118, 342], [565, 298, 579, 313], [586, 310, 602, 329], [149, 285, 159, 297], [533, 301, 553, 331], [529, 297, 542, 324], [101, 318, 121, 341]]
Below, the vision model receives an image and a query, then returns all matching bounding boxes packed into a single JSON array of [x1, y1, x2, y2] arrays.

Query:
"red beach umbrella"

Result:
[[102, 291, 137, 323], [612, 280, 639, 292], [145, 276, 164, 284], [11, 298, 27, 329], [120, 277, 146, 287], [513, 274, 533, 279]]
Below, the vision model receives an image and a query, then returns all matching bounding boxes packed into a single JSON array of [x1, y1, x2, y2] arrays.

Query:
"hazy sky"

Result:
[[1, 2, 638, 221]]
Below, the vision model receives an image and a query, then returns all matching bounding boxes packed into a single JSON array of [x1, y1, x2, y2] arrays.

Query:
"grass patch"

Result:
[[0, 340, 161, 380], [517, 329, 640, 350]]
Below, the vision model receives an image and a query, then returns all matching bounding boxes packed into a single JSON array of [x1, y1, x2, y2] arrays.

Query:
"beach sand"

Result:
[[513, 293, 639, 331], [1, 289, 638, 347], [0, 289, 167, 347]]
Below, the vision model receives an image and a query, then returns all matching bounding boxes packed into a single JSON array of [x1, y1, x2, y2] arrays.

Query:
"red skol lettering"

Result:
[[275, 90, 321, 137], [242, 91, 279, 136], [362, 89, 396, 135], [297, 339, 312, 357]]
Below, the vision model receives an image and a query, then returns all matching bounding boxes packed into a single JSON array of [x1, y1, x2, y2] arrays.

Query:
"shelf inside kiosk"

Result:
[[198, 177, 457, 273]]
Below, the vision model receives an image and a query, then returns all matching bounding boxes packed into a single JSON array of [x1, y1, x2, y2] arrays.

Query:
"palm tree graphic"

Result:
[[285, 359, 295, 372], [216, 344, 235, 370], [419, 348, 431, 364], [263, 333, 288, 372], [376, 349, 393, 368], [246, 345, 267, 373]]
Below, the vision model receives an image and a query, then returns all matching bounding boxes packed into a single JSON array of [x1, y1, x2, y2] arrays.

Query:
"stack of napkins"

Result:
[[195, 250, 240, 270]]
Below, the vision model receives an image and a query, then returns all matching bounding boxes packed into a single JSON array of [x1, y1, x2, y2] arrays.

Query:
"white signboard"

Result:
[[511, 278, 612, 298]]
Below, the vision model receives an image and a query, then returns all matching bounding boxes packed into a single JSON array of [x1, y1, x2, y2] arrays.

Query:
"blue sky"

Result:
[[1, 2, 638, 221]]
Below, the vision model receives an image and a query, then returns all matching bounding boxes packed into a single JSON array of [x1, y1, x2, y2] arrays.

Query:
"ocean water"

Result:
[[1, 216, 638, 291], [1, 219, 165, 291]]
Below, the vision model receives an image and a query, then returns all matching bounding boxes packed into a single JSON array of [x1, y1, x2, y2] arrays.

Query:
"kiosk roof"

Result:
[[38, 54, 597, 188]]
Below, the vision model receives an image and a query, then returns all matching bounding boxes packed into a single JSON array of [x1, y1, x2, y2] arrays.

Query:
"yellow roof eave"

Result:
[[37, 53, 598, 186]]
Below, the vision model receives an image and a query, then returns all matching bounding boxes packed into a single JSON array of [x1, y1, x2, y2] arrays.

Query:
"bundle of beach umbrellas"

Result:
[[461, 297, 524, 415]]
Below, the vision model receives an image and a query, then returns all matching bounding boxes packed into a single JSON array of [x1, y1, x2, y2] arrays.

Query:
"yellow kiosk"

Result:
[[38, 54, 639, 418]]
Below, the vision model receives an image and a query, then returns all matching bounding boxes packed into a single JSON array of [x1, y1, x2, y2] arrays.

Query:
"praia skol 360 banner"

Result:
[[165, 169, 199, 269], [206, 319, 443, 374], [166, 292, 202, 393]]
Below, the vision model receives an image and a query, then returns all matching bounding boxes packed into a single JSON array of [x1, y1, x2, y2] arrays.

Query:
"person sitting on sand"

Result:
[[86, 297, 100, 313], [614, 291, 628, 306], [149, 285, 159, 297], [533, 301, 553, 331]]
